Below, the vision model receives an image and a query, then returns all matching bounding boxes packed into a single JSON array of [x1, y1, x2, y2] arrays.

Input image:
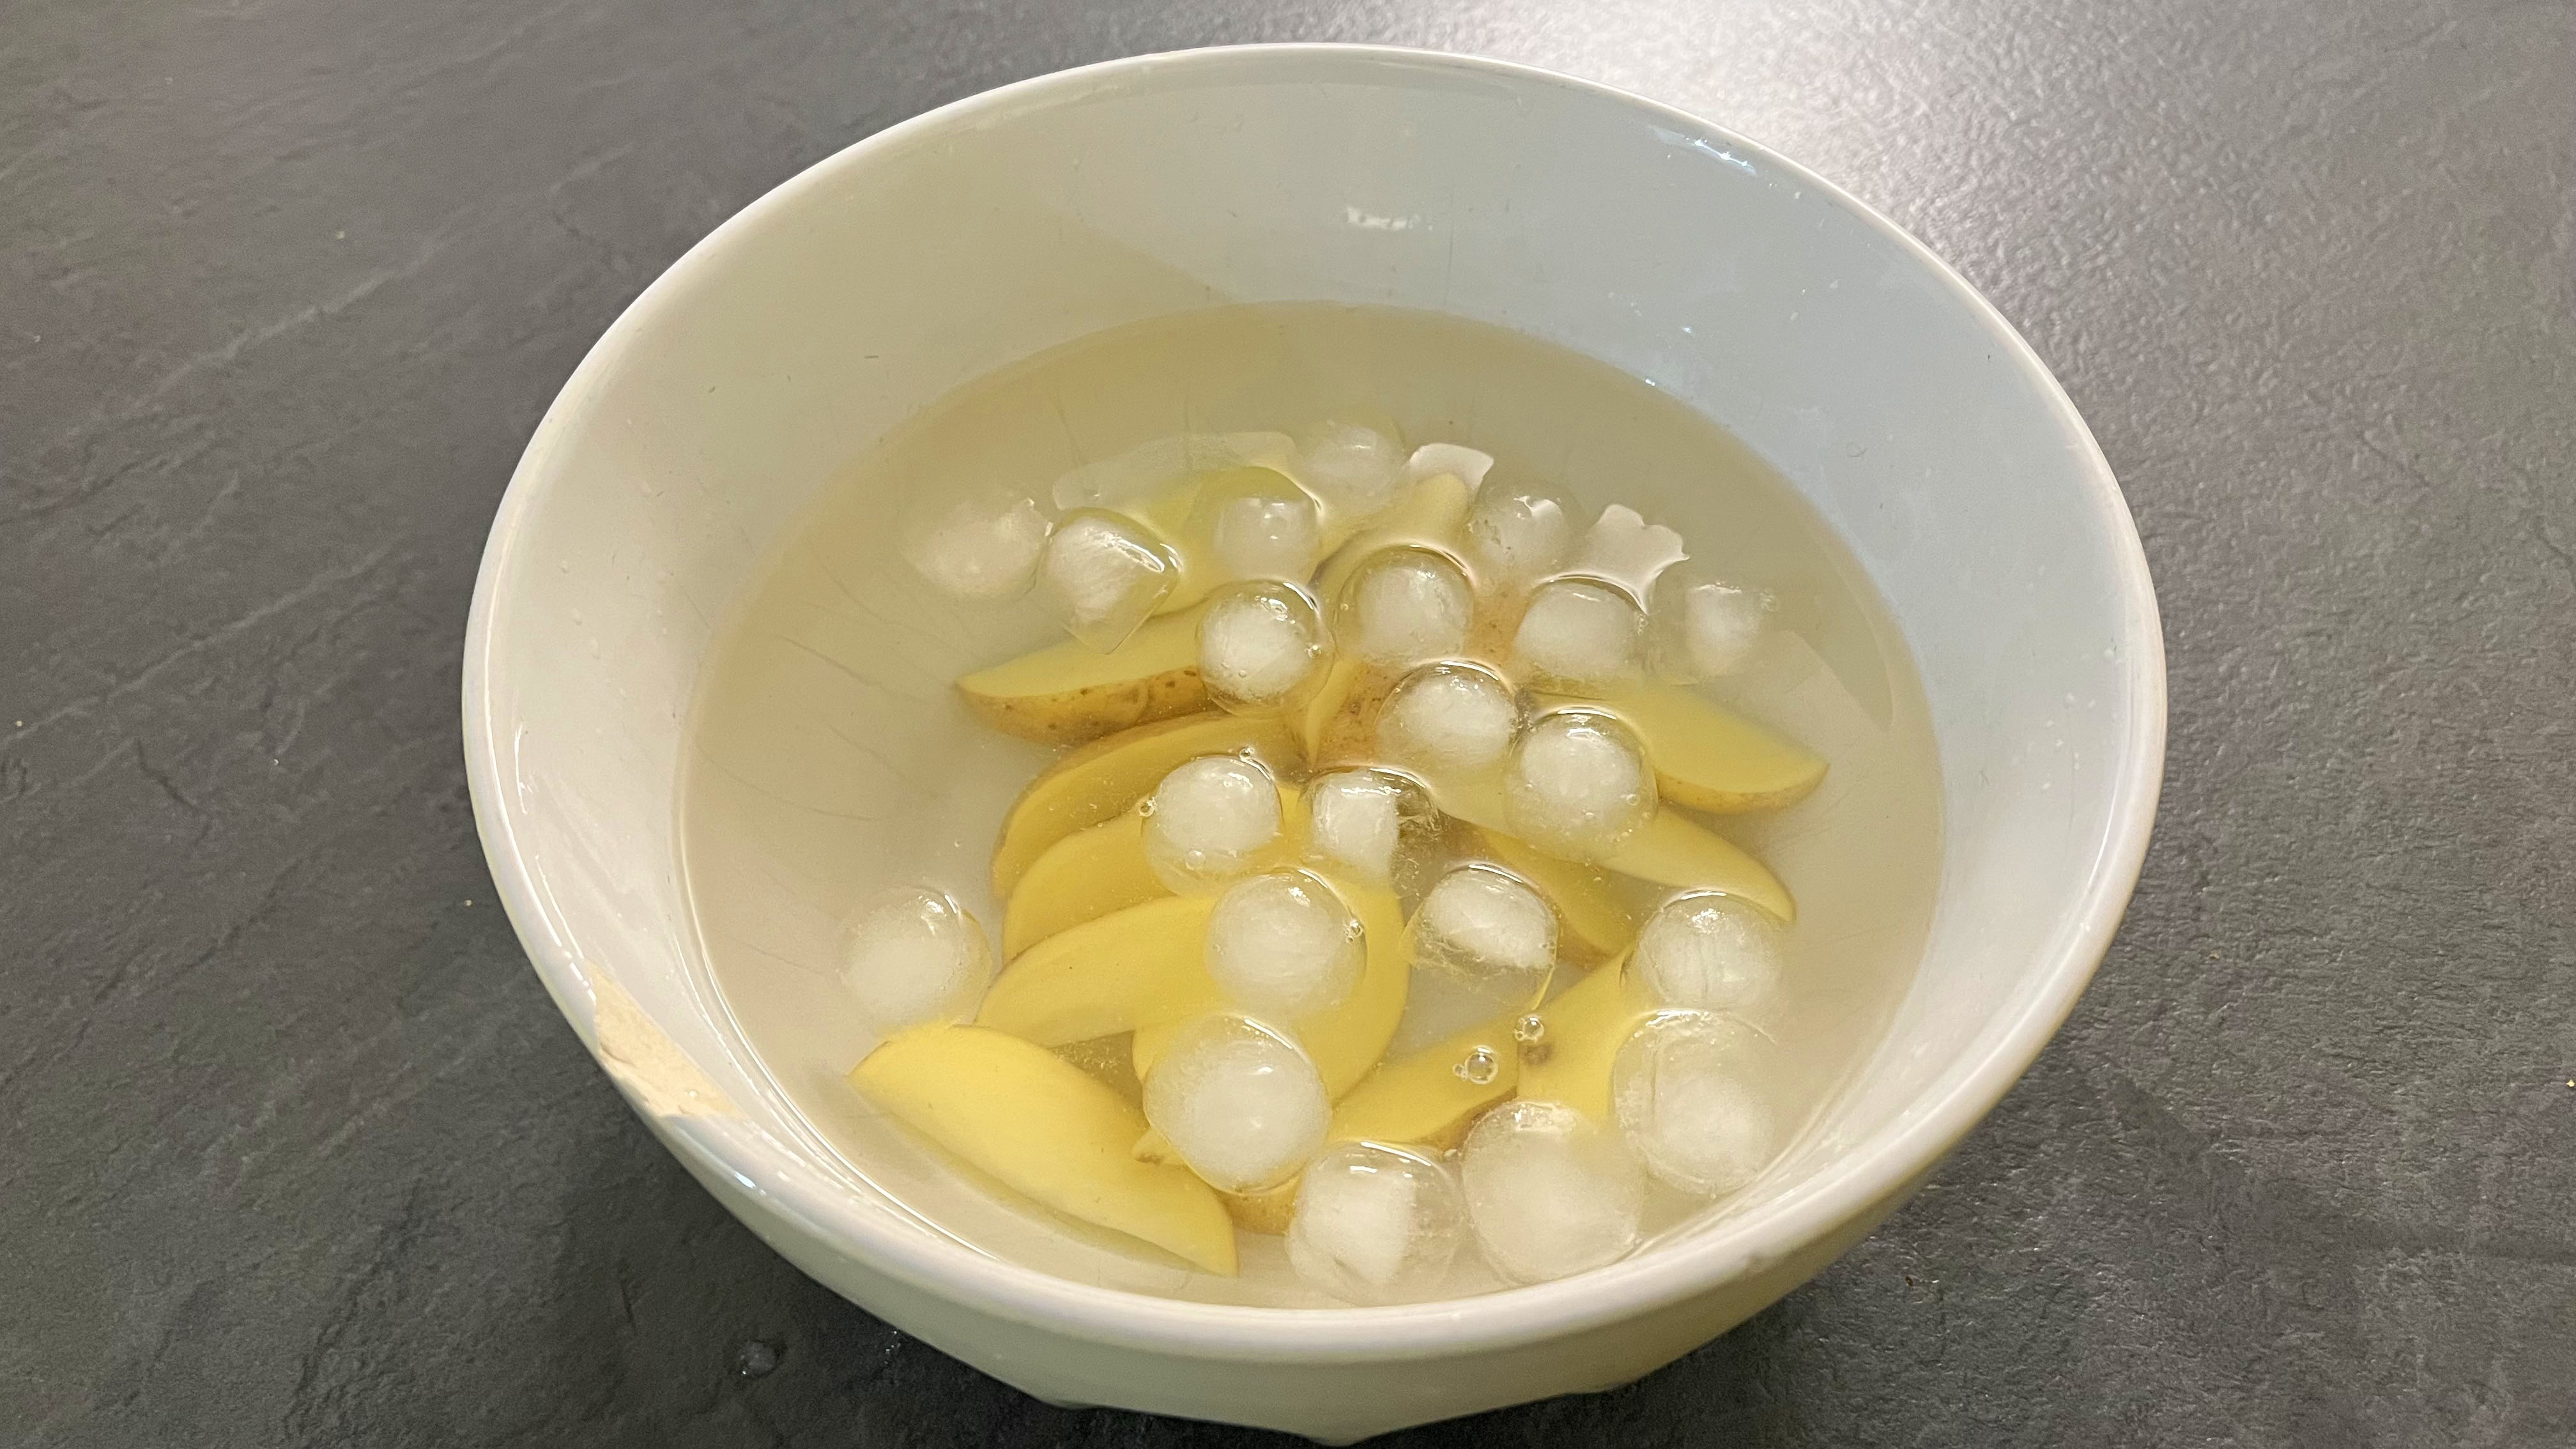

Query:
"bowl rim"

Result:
[[464, 42, 2166, 1361]]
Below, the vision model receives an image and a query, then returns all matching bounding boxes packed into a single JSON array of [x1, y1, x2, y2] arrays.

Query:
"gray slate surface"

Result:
[[4, 1, 2570, 1444]]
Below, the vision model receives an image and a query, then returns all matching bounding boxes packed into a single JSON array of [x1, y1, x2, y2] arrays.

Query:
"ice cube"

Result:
[[1035, 509, 1176, 651], [1632, 892, 1782, 1013], [1205, 870, 1367, 1020], [1501, 709, 1656, 861], [1142, 1013, 1330, 1193], [900, 487, 1052, 602], [1509, 578, 1643, 690], [1292, 421, 1409, 519], [1647, 565, 1775, 682], [1569, 503, 1688, 597], [1404, 442, 1495, 491], [1197, 583, 1327, 715], [1337, 547, 1474, 666], [838, 887, 994, 1036], [1460, 1098, 1645, 1283], [1305, 768, 1433, 891], [1376, 663, 1520, 781], [1462, 485, 1575, 594], [1144, 754, 1284, 893], [1287, 1141, 1465, 1305], [1611, 1011, 1781, 1197], [1414, 864, 1558, 983], [1201, 474, 1324, 583]]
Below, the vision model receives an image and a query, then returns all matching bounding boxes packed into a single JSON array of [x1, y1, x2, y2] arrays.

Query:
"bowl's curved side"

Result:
[[463, 39, 2165, 1420]]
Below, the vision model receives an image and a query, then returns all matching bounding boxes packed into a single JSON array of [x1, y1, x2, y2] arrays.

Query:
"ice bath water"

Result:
[[678, 302, 1943, 1306]]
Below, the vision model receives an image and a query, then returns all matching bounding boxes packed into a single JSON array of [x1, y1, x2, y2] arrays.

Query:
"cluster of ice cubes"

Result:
[[1143, 1012, 1330, 1194]]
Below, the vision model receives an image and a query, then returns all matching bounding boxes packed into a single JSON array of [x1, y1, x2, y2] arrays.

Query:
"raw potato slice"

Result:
[[1475, 827, 1639, 963], [1515, 956, 1652, 1121], [852, 1024, 1236, 1274], [1602, 809, 1796, 925], [1002, 811, 1165, 958], [990, 712, 1299, 897], [1129, 877, 1409, 1099], [1551, 687, 1826, 815], [1438, 781, 1795, 925], [956, 608, 1208, 745], [979, 894, 1223, 1045], [1329, 1015, 1521, 1151]]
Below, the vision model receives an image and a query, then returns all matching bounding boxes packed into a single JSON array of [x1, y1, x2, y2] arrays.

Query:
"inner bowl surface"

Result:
[[464, 42, 2161, 1431]]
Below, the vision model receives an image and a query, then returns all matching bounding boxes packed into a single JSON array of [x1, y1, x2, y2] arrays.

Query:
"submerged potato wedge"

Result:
[[1296, 657, 1400, 767], [1550, 687, 1826, 814], [1437, 781, 1795, 924], [992, 712, 1300, 898], [1474, 827, 1639, 963], [1309, 472, 1475, 607], [1128, 875, 1409, 1100], [1002, 811, 1167, 958], [1328, 1014, 1521, 1152], [980, 894, 1222, 1045], [852, 1024, 1236, 1273], [1602, 809, 1795, 924], [1515, 955, 1652, 1121], [956, 608, 1208, 745]]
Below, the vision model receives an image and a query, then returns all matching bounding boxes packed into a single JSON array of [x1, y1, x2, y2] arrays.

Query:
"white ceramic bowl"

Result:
[[464, 45, 2163, 1441]]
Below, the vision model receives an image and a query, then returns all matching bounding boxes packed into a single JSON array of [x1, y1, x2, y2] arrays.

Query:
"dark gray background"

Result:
[[4, 0, 2570, 1444]]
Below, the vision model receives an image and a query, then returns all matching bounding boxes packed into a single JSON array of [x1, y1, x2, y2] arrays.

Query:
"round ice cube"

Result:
[[1305, 768, 1431, 890], [1414, 864, 1557, 983], [1648, 565, 1775, 682], [1287, 1142, 1465, 1305], [1510, 578, 1643, 690], [1611, 1011, 1781, 1197], [1206, 870, 1367, 1020], [1144, 755, 1283, 893], [1293, 421, 1409, 519], [1198, 583, 1327, 715], [1036, 508, 1177, 652], [1462, 485, 1575, 594], [1337, 547, 1474, 666], [1377, 663, 1519, 780], [1460, 1099, 1645, 1283], [1633, 892, 1782, 1013], [1502, 709, 1656, 861], [1143, 1013, 1330, 1193], [837, 887, 994, 1036], [900, 487, 1051, 602]]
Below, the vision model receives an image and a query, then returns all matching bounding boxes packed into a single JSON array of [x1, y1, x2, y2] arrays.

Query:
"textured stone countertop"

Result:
[[3, 1, 2568, 1444]]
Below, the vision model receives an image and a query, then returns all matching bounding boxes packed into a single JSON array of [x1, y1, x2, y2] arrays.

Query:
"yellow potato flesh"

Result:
[[979, 894, 1222, 1045], [1515, 956, 1652, 1121], [1001, 811, 1165, 959], [1328, 1014, 1521, 1152], [991, 712, 1300, 898], [954, 607, 1208, 745], [852, 1024, 1235, 1274], [1549, 686, 1826, 814], [1438, 781, 1795, 925]]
